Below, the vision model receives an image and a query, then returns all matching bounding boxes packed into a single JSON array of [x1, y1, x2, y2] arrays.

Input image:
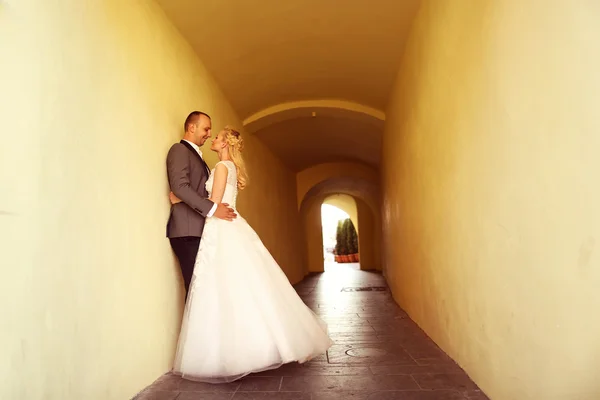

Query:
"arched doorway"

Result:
[[321, 195, 360, 271], [301, 190, 380, 274]]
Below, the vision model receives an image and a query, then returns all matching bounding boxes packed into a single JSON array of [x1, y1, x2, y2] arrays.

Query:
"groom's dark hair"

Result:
[[184, 111, 211, 132]]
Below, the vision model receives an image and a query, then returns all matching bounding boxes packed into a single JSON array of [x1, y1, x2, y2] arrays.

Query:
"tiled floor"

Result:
[[134, 264, 488, 400]]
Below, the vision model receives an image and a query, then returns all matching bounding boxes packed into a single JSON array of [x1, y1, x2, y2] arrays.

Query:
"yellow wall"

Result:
[[238, 138, 305, 284], [0, 1, 301, 399], [301, 195, 326, 273], [356, 197, 380, 271], [382, 1, 600, 399]]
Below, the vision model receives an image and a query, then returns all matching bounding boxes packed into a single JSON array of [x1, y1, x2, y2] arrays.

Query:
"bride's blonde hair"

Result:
[[222, 126, 248, 190]]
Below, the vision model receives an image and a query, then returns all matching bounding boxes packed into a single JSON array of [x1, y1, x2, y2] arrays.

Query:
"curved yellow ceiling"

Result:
[[243, 100, 385, 131], [157, 0, 421, 168], [254, 116, 382, 170]]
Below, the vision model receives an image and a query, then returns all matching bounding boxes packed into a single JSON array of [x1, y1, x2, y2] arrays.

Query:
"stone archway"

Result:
[[299, 176, 381, 273]]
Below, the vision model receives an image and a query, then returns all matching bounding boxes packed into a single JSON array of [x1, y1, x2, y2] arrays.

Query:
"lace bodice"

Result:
[[205, 160, 238, 209]]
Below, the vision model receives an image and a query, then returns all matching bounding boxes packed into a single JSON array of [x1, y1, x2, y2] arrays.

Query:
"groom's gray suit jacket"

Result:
[[166, 140, 214, 238]]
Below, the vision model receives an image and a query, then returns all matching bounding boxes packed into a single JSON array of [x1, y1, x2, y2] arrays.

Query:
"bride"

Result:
[[169, 126, 333, 383]]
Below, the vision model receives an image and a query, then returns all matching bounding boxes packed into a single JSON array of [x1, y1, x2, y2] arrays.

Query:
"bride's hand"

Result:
[[169, 191, 182, 204]]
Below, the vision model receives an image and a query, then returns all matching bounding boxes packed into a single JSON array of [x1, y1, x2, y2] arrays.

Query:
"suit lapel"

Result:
[[180, 140, 210, 176]]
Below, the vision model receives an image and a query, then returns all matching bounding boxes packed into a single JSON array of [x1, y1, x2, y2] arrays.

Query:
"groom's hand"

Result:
[[214, 203, 237, 221]]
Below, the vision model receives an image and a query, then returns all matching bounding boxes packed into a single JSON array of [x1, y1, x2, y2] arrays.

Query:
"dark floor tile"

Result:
[[134, 390, 179, 400], [311, 390, 465, 400], [370, 323, 420, 333], [370, 365, 462, 375], [317, 312, 361, 318], [310, 392, 371, 400], [300, 365, 371, 375], [232, 393, 310, 400], [367, 317, 410, 324], [327, 345, 416, 366], [320, 315, 365, 320], [237, 377, 282, 391], [402, 346, 447, 359], [150, 374, 183, 391], [414, 357, 457, 366], [412, 373, 478, 391], [325, 319, 371, 326], [137, 266, 484, 400], [280, 375, 419, 392], [327, 358, 418, 366], [465, 390, 489, 399], [329, 332, 381, 339], [177, 393, 234, 400], [178, 379, 240, 393], [358, 313, 405, 318], [329, 326, 376, 333], [331, 337, 388, 345], [249, 363, 304, 377], [318, 305, 365, 310], [361, 307, 406, 313], [308, 353, 329, 362], [368, 390, 466, 399]]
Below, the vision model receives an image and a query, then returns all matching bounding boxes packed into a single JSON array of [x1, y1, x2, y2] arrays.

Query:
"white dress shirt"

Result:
[[182, 140, 217, 218]]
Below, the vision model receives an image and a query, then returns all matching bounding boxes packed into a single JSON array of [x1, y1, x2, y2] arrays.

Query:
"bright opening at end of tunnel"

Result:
[[320, 204, 359, 272]]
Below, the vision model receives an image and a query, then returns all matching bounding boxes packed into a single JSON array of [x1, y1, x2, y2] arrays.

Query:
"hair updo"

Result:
[[222, 126, 248, 190]]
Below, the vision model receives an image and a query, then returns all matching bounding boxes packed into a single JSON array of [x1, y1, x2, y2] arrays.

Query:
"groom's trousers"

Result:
[[169, 236, 201, 299]]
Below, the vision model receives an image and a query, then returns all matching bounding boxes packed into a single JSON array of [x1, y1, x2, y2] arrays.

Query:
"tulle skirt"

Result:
[[172, 214, 334, 383]]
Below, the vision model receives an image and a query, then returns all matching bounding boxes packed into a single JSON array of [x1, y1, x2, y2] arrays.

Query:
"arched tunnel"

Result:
[[3, 1, 600, 399]]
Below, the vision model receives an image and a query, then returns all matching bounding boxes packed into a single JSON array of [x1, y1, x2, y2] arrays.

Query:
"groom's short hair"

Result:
[[184, 111, 211, 132]]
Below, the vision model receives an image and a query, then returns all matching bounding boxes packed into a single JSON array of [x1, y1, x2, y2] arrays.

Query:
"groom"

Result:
[[166, 111, 236, 298]]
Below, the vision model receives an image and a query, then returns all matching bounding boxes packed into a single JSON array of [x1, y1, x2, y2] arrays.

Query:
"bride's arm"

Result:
[[208, 163, 228, 204]]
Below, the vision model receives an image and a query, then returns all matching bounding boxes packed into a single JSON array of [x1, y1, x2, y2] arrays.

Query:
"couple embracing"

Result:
[[165, 111, 333, 383]]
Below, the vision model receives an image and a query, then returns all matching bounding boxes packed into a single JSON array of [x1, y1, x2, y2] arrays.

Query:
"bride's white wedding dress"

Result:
[[173, 160, 333, 383]]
